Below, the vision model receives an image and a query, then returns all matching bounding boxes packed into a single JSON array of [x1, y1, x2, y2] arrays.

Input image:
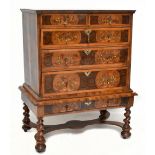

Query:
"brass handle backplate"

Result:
[[85, 29, 92, 43], [84, 49, 92, 55]]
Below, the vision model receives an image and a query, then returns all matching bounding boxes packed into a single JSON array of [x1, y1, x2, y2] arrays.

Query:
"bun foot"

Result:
[[99, 110, 110, 121], [121, 131, 131, 139], [35, 144, 46, 153], [22, 125, 31, 132]]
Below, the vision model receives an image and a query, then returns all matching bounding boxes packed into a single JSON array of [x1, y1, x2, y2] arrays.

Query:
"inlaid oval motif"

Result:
[[53, 74, 80, 92], [98, 15, 121, 25], [52, 31, 81, 44], [96, 31, 121, 43], [50, 15, 79, 25], [95, 70, 120, 88], [95, 50, 120, 64], [52, 51, 81, 67]]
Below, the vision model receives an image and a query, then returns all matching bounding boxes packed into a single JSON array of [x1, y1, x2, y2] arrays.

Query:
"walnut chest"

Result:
[[19, 10, 137, 153]]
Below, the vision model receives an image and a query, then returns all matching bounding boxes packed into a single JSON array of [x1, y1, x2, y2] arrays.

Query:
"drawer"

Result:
[[41, 14, 131, 27], [42, 68, 128, 97], [41, 14, 88, 27], [42, 47, 129, 72], [90, 14, 131, 26], [41, 28, 130, 49], [44, 97, 129, 115]]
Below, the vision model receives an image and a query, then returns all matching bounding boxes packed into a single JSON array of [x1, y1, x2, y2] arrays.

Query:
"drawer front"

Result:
[[90, 14, 131, 26], [41, 14, 87, 27], [42, 47, 129, 71], [42, 69, 128, 97], [41, 28, 130, 48], [41, 14, 131, 27], [44, 97, 129, 115]]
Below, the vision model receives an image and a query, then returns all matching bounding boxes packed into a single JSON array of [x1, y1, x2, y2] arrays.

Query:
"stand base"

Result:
[[29, 118, 123, 135]]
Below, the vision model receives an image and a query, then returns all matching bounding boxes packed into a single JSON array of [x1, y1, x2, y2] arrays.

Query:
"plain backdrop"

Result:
[[0, 0, 155, 155]]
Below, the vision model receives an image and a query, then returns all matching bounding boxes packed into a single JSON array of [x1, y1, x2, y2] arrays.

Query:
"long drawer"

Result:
[[41, 47, 129, 72], [41, 68, 129, 97], [41, 14, 132, 28], [44, 97, 129, 115], [41, 28, 130, 49]]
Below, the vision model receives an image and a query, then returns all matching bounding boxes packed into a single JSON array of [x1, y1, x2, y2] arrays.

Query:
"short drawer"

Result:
[[41, 14, 88, 27], [90, 14, 131, 26], [44, 97, 129, 115], [42, 68, 128, 97], [41, 28, 130, 49], [41, 14, 131, 27], [42, 47, 129, 71]]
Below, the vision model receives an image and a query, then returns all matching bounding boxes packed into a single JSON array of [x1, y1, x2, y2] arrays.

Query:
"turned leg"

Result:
[[22, 103, 31, 132], [99, 110, 110, 121], [35, 117, 46, 153], [121, 107, 131, 139]]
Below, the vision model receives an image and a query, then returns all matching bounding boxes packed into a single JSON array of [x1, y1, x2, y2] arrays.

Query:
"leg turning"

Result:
[[121, 107, 131, 139], [22, 103, 31, 132], [35, 117, 46, 153]]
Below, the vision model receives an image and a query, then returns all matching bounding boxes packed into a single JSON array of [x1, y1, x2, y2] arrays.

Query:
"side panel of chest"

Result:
[[22, 12, 40, 94]]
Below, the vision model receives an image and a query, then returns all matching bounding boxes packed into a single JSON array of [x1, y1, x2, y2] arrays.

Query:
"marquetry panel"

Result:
[[41, 14, 87, 26], [53, 73, 80, 93], [95, 49, 127, 64], [44, 97, 129, 115], [90, 14, 130, 26], [51, 51, 81, 67], [96, 30, 128, 43], [42, 48, 128, 71], [43, 69, 127, 95], [95, 70, 120, 89], [52, 31, 81, 45]]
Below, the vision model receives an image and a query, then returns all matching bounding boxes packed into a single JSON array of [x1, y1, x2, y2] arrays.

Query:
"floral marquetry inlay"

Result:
[[95, 50, 120, 64], [98, 15, 122, 25], [52, 51, 81, 67], [53, 74, 80, 92], [52, 31, 81, 44], [95, 70, 120, 88], [96, 31, 121, 42], [50, 15, 79, 25]]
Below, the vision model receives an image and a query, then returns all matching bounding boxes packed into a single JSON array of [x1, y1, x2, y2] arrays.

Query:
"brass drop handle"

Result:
[[85, 29, 92, 43], [84, 101, 92, 106], [107, 33, 112, 41]]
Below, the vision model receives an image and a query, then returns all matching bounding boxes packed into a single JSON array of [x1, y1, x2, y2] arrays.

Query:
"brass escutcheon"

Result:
[[84, 49, 92, 55], [84, 29, 92, 43]]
